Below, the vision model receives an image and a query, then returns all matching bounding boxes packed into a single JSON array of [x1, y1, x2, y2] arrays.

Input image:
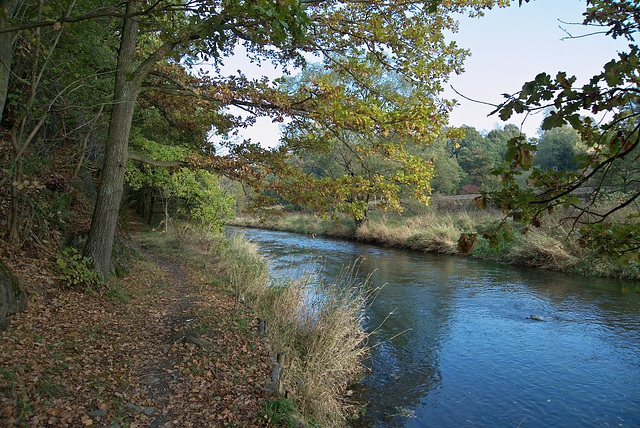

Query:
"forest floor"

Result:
[[0, 229, 275, 427]]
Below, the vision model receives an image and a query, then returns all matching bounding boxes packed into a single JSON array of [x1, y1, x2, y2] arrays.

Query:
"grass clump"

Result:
[[260, 398, 299, 427], [507, 231, 572, 270], [254, 262, 370, 426], [34, 375, 65, 400]]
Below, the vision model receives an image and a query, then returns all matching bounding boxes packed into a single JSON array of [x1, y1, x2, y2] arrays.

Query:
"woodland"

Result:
[[1, 0, 640, 426]]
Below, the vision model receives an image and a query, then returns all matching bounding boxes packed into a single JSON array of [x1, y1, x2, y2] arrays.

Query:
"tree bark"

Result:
[[84, 0, 142, 278], [0, 0, 21, 124]]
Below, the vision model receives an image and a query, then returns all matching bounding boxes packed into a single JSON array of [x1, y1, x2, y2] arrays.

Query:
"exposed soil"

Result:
[[0, 237, 274, 427]]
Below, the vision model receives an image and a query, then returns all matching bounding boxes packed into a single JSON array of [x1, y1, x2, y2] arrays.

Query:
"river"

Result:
[[228, 227, 640, 427]]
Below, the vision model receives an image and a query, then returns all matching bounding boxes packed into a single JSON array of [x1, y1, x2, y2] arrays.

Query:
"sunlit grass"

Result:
[[232, 204, 640, 280]]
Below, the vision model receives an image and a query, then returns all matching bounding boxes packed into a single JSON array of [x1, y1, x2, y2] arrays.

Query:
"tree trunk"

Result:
[[84, 0, 179, 278], [0, 0, 20, 124], [354, 210, 368, 229], [84, 0, 142, 279], [147, 190, 155, 224], [7, 162, 20, 244], [136, 186, 156, 225]]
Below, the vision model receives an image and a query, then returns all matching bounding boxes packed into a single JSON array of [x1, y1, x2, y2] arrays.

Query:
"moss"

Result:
[[0, 259, 27, 331], [0, 260, 20, 295]]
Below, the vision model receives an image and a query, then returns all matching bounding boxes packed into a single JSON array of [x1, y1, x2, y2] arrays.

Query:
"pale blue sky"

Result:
[[446, 0, 630, 137], [217, 0, 630, 147]]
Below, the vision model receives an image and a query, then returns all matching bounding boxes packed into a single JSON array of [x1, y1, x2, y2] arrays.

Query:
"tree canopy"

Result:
[[0, 0, 512, 277]]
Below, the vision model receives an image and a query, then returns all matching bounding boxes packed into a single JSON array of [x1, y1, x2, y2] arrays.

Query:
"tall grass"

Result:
[[507, 230, 572, 270], [142, 224, 370, 426], [231, 207, 640, 280], [253, 261, 371, 426]]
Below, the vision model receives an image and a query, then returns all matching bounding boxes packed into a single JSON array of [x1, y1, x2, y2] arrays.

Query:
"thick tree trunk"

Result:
[[0, 0, 20, 124], [84, 1, 141, 279], [84, 0, 179, 278]]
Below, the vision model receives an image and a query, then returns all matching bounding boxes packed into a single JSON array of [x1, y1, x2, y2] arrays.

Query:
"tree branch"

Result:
[[128, 152, 186, 168]]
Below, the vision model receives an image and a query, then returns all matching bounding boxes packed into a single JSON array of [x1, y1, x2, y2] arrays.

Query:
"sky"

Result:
[[445, 0, 630, 137], [216, 0, 630, 147]]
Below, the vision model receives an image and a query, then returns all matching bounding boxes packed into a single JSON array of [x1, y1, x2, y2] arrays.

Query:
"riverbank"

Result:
[[160, 227, 368, 426], [230, 209, 640, 281], [1, 223, 366, 427]]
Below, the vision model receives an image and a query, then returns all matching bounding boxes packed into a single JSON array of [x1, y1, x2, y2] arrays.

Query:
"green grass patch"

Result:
[[259, 398, 300, 427], [104, 283, 132, 304], [34, 375, 65, 400], [0, 368, 18, 393]]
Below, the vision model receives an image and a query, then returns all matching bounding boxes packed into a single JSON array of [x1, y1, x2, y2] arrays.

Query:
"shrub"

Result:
[[56, 247, 103, 289], [508, 231, 571, 270]]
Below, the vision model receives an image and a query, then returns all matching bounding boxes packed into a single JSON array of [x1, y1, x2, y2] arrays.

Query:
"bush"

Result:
[[56, 247, 103, 289]]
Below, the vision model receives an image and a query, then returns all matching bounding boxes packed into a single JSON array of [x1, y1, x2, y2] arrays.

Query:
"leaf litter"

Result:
[[0, 246, 274, 427]]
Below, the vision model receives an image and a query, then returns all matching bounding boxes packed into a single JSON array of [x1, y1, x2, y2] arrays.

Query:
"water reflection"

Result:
[[229, 228, 640, 427]]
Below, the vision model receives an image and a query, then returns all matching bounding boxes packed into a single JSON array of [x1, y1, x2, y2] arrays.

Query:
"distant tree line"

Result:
[[290, 121, 591, 200]]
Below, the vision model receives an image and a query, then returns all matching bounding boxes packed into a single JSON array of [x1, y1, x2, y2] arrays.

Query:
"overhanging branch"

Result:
[[128, 152, 186, 168]]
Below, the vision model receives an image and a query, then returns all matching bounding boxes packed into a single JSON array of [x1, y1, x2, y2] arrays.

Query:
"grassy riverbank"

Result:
[[139, 225, 369, 426], [230, 206, 640, 281], [0, 221, 367, 427]]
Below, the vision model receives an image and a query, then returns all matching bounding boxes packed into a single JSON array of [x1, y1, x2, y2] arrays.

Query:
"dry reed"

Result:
[[167, 227, 370, 426]]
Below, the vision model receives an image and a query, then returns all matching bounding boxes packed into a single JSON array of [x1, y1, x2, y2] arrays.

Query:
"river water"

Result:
[[229, 227, 640, 427]]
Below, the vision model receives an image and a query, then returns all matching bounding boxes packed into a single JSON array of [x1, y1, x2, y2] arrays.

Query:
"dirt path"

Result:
[[0, 243, 273, 427]]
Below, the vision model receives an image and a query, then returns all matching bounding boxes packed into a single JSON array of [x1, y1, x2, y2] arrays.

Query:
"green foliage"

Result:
[[126, 129, 190, 190], [534, 124, 583, 171], [56, 247, 104, 289], [126, 130, 234, 232], [578, 219, 640, 262], [459, 146, 493, 186], [215, 1, 512, 222], [260, 398, 299, 427], [255, 62, 441, 223], [446, 125, 520, 191], [430, 155, 466, 195], [170, 168, 235, 232]]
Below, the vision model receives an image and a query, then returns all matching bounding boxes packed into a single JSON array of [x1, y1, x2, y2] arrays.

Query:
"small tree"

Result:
[[534, 125, 583, 172], [423, 139, 466, 195]]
